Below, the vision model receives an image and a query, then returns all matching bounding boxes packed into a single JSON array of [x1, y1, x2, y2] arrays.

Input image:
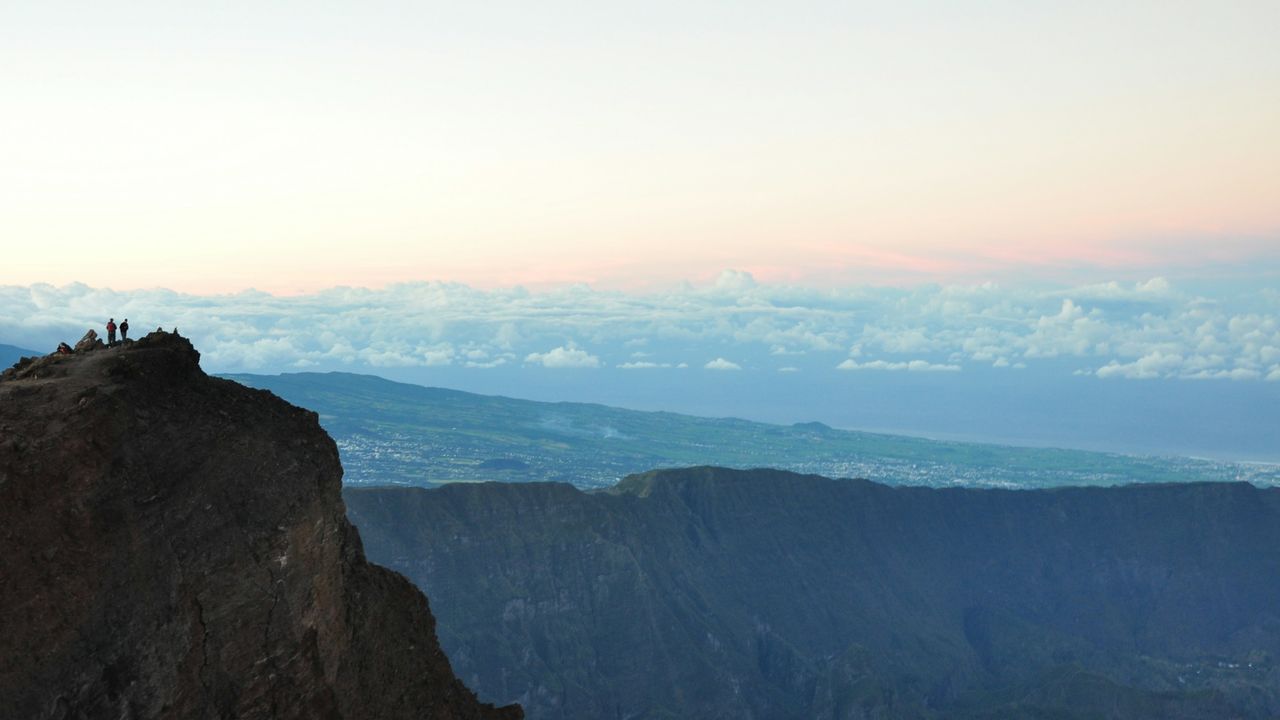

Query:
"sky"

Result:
[[3, 3, 1279, 460], [3, 1, 1278, 292]]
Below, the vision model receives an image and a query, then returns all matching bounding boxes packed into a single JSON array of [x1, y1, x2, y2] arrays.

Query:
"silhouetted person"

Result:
[[120, 319, 129, 342], [56, 342, 72, 355], [106, 318, 117, 345]]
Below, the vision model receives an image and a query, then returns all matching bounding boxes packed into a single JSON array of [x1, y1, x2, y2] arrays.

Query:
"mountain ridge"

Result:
[[0, 342, 41, 368], [346, 467, 1280, 719]]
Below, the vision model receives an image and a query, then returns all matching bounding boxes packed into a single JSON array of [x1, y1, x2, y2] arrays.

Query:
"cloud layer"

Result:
[[2, 272, 1278, 384]]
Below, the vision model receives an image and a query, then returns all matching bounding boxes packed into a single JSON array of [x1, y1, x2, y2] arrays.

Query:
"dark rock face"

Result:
[[0, 333, 521, 720], [346, 468, 1280, 719]]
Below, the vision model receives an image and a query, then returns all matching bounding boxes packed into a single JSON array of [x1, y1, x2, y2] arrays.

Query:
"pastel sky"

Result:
[[4, 1, 1278, 292]]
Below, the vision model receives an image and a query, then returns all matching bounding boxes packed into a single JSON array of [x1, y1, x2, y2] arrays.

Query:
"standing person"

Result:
[[106, 318, 117, 345], [120, 319, 129, 342]]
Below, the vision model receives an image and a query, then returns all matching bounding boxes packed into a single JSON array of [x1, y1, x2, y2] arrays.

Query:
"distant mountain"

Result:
[[347, 468, 1280, 719], [0, 343, 41, 369], [228, 371, 1278, 489]]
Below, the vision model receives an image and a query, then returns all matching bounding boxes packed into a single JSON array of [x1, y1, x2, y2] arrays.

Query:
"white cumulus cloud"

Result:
[[837, 359, 961, 372], [525, 345, 601, 368], [617, 361, 676, 369], [704, 358, 742, 371]]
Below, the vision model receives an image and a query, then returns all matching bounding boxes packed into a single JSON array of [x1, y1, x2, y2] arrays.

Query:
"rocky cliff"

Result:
[[0, 333, 521, 720], [347, 468, 1280, 719]]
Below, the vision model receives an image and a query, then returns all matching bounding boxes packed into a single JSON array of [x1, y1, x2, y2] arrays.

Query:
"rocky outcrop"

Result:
[[347, 468, 1280, 719], [0, 333, 521, 720]]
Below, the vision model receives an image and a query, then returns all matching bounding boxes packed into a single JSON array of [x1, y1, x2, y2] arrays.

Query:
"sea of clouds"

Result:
[[4, 271, 1278, 384]]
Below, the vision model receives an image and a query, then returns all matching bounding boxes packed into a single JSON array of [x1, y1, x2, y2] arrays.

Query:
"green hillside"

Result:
[[226, 371, 1277, 489]]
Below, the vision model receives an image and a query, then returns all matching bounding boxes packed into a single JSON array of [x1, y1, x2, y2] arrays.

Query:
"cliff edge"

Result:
[[0, 333, 521, 720]]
